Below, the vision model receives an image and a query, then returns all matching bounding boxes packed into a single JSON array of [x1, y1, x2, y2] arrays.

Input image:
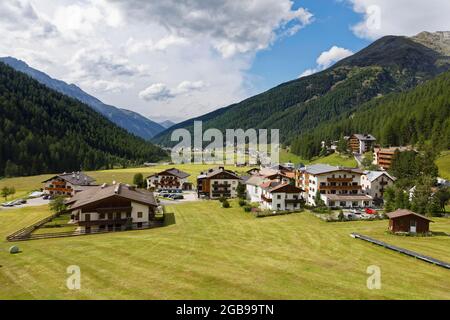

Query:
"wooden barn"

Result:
[[386, 209, 433, 234]]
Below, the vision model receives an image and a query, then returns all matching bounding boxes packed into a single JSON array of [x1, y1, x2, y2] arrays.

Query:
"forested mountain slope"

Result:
[[0, 57, 166, 140], [291, 70, 450, 158], [153, 32, 450, 146], [0, 62, 166, 177]]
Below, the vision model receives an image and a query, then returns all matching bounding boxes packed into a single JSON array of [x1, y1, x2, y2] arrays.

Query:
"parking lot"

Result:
[[157, 191, 200, 205], [1, 196, 50, 210]]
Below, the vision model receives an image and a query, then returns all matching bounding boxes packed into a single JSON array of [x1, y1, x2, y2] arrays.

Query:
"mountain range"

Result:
[[0, 57, 166, 140], [152, 31, 450, 149], [0, 62, 166, 177]]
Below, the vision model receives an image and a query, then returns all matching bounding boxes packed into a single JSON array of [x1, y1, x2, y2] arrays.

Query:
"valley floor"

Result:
[[1, 200, 449, 299]]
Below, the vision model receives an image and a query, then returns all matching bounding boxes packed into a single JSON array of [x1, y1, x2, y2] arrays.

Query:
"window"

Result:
[[340, 201, 346, 207], [277, 195, 281, 199], [137, 222, 143, 228], [99, 213, 105, 220], [126, 212, 131, 218], [330, 201, 335, 207], [277, 204, 281, 209], [137, 212, 143, 218]]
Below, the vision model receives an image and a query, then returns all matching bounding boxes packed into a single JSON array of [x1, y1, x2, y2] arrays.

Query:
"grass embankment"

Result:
[[1, 201, 449, 299], [436, 151, 450, 180]]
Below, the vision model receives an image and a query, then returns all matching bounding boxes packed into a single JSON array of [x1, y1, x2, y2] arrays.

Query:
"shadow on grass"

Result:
[[163, 212, 176, 227]]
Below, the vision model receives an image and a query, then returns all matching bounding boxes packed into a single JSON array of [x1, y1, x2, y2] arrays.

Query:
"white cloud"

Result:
[[316, 46, 354, 69], [346, 0, 450, 40], [0, 0, 313, 121], [139, 80, 206, 101], [111, 0, 313, 58], [299, 46, 353, 77], [139, 83, 174, 101]]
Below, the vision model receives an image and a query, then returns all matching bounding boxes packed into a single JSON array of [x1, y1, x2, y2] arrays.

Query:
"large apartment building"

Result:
[[146, 168, 192, 190], [373, 146, 412, 170], [296, 164, 372, 208], [347, 134, 376, 154], [42, 172, 96, 196], [197, 167, 241, 199], [65, 183, 158, 233]]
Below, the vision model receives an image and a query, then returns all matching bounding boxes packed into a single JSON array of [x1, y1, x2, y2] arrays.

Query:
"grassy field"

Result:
[[436, 151, 450, 180], [1, 200, 449, 299], [311, 153, 358, 167]]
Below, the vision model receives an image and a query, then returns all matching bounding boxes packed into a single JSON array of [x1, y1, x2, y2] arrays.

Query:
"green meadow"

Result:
[[0, 200, 449, 299]]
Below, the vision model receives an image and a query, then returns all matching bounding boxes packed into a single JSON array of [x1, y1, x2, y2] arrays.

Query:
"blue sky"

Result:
[[249, 0, 371, 92]]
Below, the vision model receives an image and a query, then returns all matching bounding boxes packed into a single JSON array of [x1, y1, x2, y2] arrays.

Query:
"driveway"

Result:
[[1, 197, 50, 210], [158, 191, 201, 205]]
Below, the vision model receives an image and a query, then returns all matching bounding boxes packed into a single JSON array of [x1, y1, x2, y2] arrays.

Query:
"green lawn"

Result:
[[1, 201, 449, 299], [278, 149, 310, 165], [436, 151, 450, 180], [311, 153, 358, 167]]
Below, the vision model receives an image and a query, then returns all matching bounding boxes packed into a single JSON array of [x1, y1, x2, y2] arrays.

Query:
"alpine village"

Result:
[[1, 29, 450, 300]]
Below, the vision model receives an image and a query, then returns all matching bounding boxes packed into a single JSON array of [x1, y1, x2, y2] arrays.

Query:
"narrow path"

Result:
[[351, 233, 450, 269]]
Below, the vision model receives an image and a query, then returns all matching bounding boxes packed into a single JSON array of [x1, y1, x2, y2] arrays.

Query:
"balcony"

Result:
[[285, 198, 303, 204], [77, 218, 131, 226], [96, 206, 132, 214], [319, 185, 362, 191], [211, 192, 231, 198], [213, 183, 231, 188], [327, 177, 353, 183]]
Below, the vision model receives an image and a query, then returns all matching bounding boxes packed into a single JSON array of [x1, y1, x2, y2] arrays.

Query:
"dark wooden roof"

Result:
[[42, 172, 96, 186], [147, 168, 190, 179], [386, 209, 434, 222], [67, 183, 157, 211]]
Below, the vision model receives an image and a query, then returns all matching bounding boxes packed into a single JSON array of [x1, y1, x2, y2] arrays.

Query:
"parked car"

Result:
[[43, 195, 50, 200], [171, 194, 184, 200], [160, 190, 169, 194], [1, 201, 15, 207], [162, 193, 172, 198]]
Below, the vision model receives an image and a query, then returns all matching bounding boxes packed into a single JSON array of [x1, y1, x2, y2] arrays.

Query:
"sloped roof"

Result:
[[386, 209, 434, 222], [302, 164, 363, 175], [245, 175, 267, 186], [198, 167, 240, 179], [268, 183, 303, 194], [42, 172, 96, 186], [364, 171, 396, 182], [67, 183, 157, 210], [147, 168, 190, 179], [353, 134, 376, 141]]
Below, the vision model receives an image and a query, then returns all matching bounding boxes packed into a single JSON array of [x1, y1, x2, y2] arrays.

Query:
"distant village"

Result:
[[24, 132, 447, 239]]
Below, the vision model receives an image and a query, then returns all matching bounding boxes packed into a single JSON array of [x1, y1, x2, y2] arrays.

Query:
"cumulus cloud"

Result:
[[0, 0, 314, 121], [111, 0, 313, 57], [139, 83, 175, 101], [299, 46, 353, 77], [346, 0, 450, 40], [139, 80, 206, 101], [0, 0, 58, 39]]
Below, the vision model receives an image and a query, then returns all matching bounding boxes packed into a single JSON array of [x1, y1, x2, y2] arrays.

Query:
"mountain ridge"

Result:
[[0, 57, 165, 140], [0, 62, 166, 177], [153, 32, 450, 147]]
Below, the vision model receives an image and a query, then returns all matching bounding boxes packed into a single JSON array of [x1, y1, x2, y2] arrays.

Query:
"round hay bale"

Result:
[[9, 246, 20, 254]]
